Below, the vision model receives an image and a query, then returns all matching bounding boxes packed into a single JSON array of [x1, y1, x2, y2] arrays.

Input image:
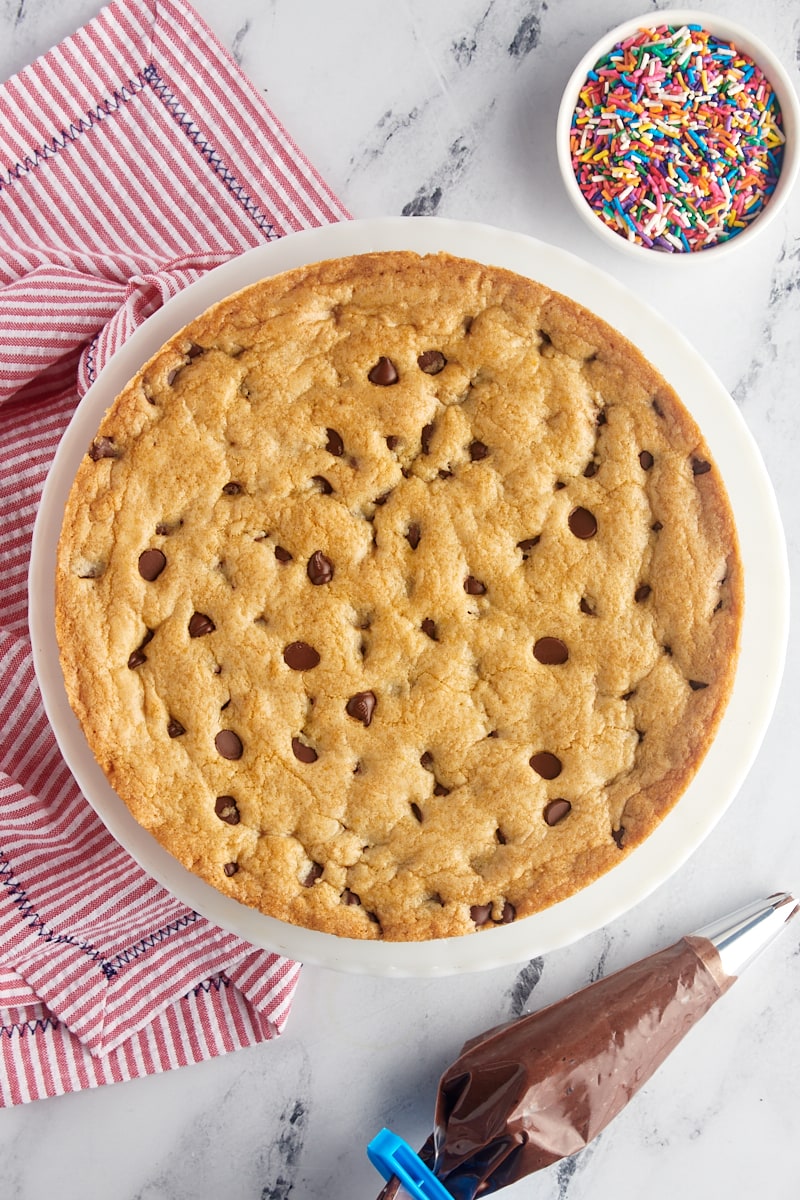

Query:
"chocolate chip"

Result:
[[215, 730, 243, 760], [689, 680, 709, 691], [639, 450, 654, 470], [635, 584, 652, 602], [612, 826, 626, 848], [374, 491, 392, 506], [368, 356, 399, 386], [568, 507, 597, 539], [470, 903, 493, 926], [188, 611, 215, 637], [274, 545, 293, 563], [543, 798, 571, 826], [325, 428, 344, 456], [692, 458, 711, 476], [223, 862, 239, 877], [596, 410, 607, 426], [342, 889, 361, 906], [583, 461, 599, 478], [469, 440, 489, 461], [533, 637, 568, 665], [420, 751, 434, 770], [385, 435, 399, 451], [433, 782, 450, 797], [438, 468, 453, 480], [464, 576, 486, 595], [88, 436, 120, 461], [530, 751, 562, 779], [500, 902, 516, 924], [651, 521, 663, 533], [579, 597, 596, 616], [421, 618, 438, 640], [283, 641, 320, 670], [346, 691, 376, 726], [127, 629, 154, 669], [222, 481, 242, 495], [307, 551, 333, 585], [554, 481, 566, 491], [291, 737, 318, 763], [138, 548, 166, 581], [167, 719, 185, 738], [405, 523, 421, 549], [410, 803, 423, 822], [214, 795, 240, 825], [303, 862, 323, 886], [421, 423, 435, 454], [417, 350, 446, 375], [312, 475, 333, 494], [621, 690, 636, 701], [517, 536, 540, 558]]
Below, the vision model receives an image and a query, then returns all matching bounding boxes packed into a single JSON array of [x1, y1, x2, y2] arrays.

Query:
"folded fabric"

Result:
[[0, 0, 349, 1103]]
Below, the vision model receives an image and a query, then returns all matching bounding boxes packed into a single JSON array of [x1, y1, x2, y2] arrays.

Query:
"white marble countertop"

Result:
[[2, 1, 799, 1197]]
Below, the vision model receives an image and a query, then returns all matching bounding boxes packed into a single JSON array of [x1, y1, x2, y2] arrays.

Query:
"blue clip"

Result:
[[367, 1128, 452, 1200]]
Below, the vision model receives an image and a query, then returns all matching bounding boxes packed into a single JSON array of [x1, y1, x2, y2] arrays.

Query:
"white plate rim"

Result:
[[29, 215, 789, 976]]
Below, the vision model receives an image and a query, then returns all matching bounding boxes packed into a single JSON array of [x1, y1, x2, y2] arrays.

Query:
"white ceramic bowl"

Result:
[[556, 9, 800, 262]]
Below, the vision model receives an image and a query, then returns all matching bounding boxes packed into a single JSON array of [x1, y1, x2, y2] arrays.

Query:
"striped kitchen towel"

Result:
[[0, 0, 349, 1104]]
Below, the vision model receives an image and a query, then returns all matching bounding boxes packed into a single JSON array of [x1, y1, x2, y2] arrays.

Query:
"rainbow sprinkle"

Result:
[[570, 23, 786, 252]]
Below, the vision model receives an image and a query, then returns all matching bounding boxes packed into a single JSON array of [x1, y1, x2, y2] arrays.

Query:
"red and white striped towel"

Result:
[[0, 0, 350, 1105]]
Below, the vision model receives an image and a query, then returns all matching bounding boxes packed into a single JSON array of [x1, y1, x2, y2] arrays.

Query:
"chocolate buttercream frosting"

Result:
[[375, 894, 795, 1199]]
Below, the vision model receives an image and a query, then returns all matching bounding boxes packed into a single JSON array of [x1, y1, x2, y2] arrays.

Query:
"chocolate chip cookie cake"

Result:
[[55, 251, 742, 941]]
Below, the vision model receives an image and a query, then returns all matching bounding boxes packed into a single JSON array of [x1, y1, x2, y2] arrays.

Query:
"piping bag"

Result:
[[368, 893, 797, 1199]]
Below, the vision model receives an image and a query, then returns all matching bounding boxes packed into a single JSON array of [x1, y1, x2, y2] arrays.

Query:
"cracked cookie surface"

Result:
[[55, 252, 743, 940]]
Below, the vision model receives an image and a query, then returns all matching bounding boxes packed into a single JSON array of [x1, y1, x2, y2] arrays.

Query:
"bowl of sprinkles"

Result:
[[556, 10, 799, 257]]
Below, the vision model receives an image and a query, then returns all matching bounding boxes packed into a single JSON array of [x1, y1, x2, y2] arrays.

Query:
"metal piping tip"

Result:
[[692, 892, 797, 979]]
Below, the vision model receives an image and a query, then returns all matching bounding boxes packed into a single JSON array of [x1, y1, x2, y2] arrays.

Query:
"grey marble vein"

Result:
[[507, 955, 545, 1017], [555, 1151, 580, 1199], [348, 101, 433, 174], [551, 1138, 598, 1200], [401, 127, 483, 216], [230, 19, 251, 65], [588, 930, 612, 983], [260, 1098, 309, 1200], [450, 0, 498, 68], [507, 7, 543, 59]]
